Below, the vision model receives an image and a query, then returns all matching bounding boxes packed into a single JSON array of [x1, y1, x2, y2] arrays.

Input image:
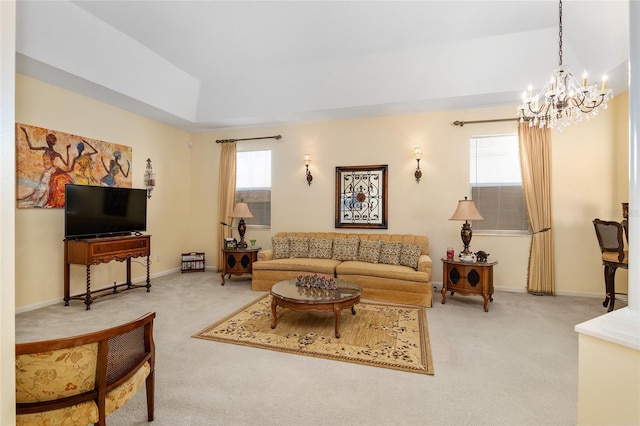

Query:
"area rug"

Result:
[[193, 295, 434, 375]]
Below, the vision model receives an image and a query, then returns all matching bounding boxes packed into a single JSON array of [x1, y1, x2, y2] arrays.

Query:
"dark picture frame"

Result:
[[224, 238, 237, 249], [335, 165, 388, 229]]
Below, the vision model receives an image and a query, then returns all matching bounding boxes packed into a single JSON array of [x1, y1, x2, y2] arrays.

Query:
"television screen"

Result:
[[65, 184, 147, 239]]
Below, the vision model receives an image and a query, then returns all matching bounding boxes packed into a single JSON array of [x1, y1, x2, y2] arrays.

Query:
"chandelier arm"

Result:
[[574, 95, 606, 114], [525, 100, 551, 117], [566, 95, 586, 110]]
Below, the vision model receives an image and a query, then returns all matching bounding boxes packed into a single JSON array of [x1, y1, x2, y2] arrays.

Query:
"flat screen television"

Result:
[[64, 184, 147, 239]]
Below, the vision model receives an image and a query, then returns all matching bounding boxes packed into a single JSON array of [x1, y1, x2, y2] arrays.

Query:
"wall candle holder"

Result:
[[144, 158, 156, 199], [413, 147, 423, 183], [304, 154, 313, 186]]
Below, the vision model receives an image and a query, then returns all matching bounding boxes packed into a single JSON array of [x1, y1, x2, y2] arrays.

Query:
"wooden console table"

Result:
[[64, 234, 151, 310]]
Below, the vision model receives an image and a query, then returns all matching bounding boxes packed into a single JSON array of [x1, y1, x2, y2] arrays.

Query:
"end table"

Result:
[[221, 248, 260, 285], [441, 257, 498, 312]]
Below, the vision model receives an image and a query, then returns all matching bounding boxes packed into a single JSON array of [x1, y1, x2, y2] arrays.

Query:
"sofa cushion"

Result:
[[400, 243, 422, 270], [379, 241, 402, 265], [289, 236, 309, 258], [336, 261, 431, 282], [358, 239, 381, 263], [272, 236, 290, 259], [253, 258, 341, 275], [308, 237, 333, 259], [332, 237, 359, 261]]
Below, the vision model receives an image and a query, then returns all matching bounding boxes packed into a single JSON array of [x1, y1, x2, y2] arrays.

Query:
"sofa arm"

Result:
[[258, 249, 273, 261], [417, 254, 432, 273]]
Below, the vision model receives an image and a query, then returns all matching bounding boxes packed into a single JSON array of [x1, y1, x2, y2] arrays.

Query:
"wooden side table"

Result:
[[221, 248, 260, 285], [441, 258, 498, 312]]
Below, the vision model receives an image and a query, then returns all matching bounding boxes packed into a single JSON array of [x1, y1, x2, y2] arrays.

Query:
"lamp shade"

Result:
[[413, 147, 422, 160], [449, 197, 483, 221], [229, 202, 254, 218]]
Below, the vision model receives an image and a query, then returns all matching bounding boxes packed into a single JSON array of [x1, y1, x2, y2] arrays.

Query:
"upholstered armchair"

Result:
[[15, 312, 156, 425]]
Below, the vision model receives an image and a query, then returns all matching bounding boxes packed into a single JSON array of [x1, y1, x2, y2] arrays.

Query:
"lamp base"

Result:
[[237, 218, 248, 249], [237, 238, 248, 249], [458, 253, 475, 262], [459, 221, 475, 262]]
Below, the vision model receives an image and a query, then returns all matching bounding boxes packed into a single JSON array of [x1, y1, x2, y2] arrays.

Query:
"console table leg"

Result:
[[146, 255, 151, 292], [126, 257, 132, 289], [63, 261, 71, 306], [84, 265, 92, 310]]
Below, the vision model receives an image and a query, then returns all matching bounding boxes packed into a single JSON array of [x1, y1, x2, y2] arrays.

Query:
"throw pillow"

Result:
[[332, 237, 359, 261], [358, 239, 381, 263], [309, 238, 333, 259], [379, 241, 402, 265], [400, 243, 422, 270], [289, 236, 310, 258], [272, 236, 290, 260]]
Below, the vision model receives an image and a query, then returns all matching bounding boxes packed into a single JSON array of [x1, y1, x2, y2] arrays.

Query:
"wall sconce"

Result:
[[304, 154, 313, 186], [413, 147, 423, 183], [144, 158, 156, 199]]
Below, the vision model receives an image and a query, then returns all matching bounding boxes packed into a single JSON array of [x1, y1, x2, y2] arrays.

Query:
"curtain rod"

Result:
[[215, 135, 282, 143], [452, 118, 519, 127]]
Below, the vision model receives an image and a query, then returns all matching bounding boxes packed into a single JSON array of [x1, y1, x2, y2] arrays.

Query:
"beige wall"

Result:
[[1, 1, 16, 423], [192, 93, 629, 297], [15, 75, 194, 309], [553, 92, 630, 296], [14, 75, 629, 310]]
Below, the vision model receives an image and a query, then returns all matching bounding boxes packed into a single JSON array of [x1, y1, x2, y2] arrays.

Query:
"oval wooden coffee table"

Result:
[[270, 279, 361, 338]]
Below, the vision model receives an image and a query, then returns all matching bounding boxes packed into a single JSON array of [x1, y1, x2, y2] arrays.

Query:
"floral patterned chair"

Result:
[[15, 312, 156, 425]]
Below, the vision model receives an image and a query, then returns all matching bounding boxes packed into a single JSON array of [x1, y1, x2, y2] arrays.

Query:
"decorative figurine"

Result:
[[475, 251, 489, 262]]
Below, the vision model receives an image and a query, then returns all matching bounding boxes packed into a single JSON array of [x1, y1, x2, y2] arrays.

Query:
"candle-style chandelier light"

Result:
[[517, 0, 613, 130]]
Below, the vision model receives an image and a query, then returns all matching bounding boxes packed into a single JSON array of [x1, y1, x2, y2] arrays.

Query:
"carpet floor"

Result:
[[15, 271, 614, 425], [194, 295, 434, 375]]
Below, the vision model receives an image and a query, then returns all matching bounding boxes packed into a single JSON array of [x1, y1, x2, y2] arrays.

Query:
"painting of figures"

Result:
[[16, 123, 132, 208]]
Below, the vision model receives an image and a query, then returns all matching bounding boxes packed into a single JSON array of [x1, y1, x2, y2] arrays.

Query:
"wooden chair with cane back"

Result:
[[592, 219, 628, 312], [15, 312, 156, 425]]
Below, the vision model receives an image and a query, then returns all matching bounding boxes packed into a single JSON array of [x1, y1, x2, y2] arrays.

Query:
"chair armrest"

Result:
[[258, 249, 273, 261], [417, 254, 432, 273]]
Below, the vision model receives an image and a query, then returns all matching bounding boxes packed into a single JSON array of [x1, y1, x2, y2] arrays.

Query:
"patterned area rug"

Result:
[[193, 295, 434, 375]]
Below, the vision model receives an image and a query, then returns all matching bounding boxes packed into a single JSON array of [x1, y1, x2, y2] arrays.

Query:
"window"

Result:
[[236, 150, 271, 227], [469, 135, 529, 232]]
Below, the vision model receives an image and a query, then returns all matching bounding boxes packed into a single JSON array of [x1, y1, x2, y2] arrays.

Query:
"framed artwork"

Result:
[[335, 165, 388, 229], [16, 123, 132, 209], [224, 238, 238, 249]]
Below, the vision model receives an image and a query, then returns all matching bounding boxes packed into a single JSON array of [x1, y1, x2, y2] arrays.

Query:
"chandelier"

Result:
[[518, 0, 612, 130]]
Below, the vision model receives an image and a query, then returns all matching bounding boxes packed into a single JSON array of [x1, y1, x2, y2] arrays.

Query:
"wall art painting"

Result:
[[16, 123, 132, 208], [335, 165, 388, 229]]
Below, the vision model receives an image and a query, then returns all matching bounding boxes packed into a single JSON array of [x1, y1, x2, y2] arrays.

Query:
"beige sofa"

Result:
[[252, 232, 432, 307]]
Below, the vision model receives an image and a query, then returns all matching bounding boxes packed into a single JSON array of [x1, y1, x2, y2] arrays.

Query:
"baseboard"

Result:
[[15, 267, 181, 314]]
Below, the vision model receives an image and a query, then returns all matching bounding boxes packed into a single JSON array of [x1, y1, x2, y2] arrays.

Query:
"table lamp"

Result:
[[449, 196, 483, 262], [229, 202, 254, 248]]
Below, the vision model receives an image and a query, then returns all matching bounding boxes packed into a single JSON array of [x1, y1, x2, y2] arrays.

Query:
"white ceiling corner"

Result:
[[15, 0, 630, 132]]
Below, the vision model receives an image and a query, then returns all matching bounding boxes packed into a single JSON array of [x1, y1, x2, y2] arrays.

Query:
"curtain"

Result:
[[519, 122, 555, 295], [217, 142, 237, 271]]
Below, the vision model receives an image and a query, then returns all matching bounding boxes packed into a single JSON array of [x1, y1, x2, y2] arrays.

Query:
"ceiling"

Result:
[[15, 1, 630, 132]]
